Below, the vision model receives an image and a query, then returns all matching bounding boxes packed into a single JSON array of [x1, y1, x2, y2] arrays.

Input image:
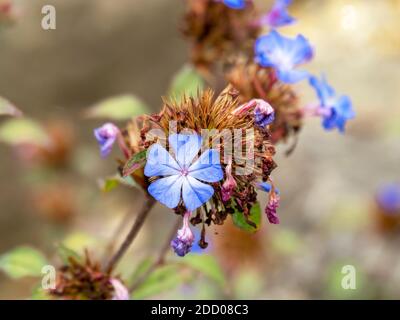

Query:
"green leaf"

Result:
[[181, 254, 226, 287], [0, 118, 51, 147], [84, 95, 149, 120], [131, 264, 184, 299], [0, 246, 47, 279], [232, 202, 262, 233], [0, 96, 22, 117], [98, 176, 120, 192], [122, 150, 147, 177], [169, 65, 204, 99], [56, 244, 82, 264], [98, 174, 139, 192]]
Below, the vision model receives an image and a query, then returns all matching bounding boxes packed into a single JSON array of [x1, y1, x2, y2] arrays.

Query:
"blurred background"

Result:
[[0, 0, 399, 299]]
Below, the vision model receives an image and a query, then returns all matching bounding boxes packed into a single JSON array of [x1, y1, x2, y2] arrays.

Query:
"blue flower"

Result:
[[376, 184, 400, 213], [144, 134, 224, 211], [255, 30, 313, 83], [171, 211, 195, 257], [94, 123, 119, 158], [261, 0, 296, 28], [222, 0, 246, 10], [309, 75, 355, 133]]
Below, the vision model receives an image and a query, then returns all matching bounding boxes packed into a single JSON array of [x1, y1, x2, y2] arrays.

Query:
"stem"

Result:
[[101, 209, 133, 265], [129, 217, 181, 293], [105, 196, 155, 273]]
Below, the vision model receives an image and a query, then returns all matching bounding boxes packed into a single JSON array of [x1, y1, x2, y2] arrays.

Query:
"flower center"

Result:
[[180, 168, 189, 176]]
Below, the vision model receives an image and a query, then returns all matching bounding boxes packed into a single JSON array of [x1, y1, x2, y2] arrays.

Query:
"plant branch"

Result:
[[129, 217, 181, 293], [105, 196, 155, 273]]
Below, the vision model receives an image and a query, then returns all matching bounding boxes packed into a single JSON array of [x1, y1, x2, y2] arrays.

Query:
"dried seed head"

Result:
[[227, 60, 302, 144], [49, 251, 125, 300], [182, 0, 260, 72]]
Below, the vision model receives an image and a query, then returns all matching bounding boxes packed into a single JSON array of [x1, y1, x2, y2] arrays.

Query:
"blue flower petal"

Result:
[[188, 149, 224, 183], [255, 30, 313, 84], [263, 0, 296, 28], [277, 69, 309, 83], [182, 176, 214, 211], [148, 175, 184, 209], [310, 75, 355, 132], [144, 143, 181, 177], [309, 75, 336, 106], [223, 0, 246, 10], [169, 134, 202, 168]]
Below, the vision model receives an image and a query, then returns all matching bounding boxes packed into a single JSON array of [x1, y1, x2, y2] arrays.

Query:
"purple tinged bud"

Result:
[[265, 195, 280, 224], [221, 160, 237, 202], [110, 278, 129, 300], [94, 123, 119, 158], [254, 99, 275, 128], [171, 211, 195, 257]]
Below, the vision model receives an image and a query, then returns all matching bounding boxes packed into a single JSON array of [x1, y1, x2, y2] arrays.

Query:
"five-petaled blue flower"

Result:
[[94, 123, 119, 158], [222, 0, 247, 10], [144, 134, 224, 211], [376, 184, 400, 213], [309, 75, 355, 133], [255, 30, 313, 83], [261, 0, 296, 28]]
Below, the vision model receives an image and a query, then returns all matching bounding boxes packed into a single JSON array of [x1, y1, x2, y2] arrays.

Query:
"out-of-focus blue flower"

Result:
[[309, 75, 355, 133], [257, 182, 280, 194], [255, 30, 313, 83], [376, 184, 400, 213], [222, 0, 247, 10], [94, 123, 119, 158], [260, 0, 296, 28], [171, 211, 195, 257], [144, 134, 223, 211]]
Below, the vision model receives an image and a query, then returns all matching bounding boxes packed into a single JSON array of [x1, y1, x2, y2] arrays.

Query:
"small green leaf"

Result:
[[56, 244, 82, 264], [122, 150, 147, 177], [85, 95, 149, 120], [181, 254, 226, 287], [131, 264, 184, 299], [98, 176, 120, 192], [0, 118, 51, 147], [0, 96, 22, 117], [98, 174, 139, 192], [232, 202, 262, 233], [0, 246, 47, 279], [169, 65, 204, 99]]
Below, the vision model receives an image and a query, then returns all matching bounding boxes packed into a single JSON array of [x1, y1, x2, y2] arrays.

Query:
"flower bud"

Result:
[[254, 99, 275, 128], [171, 211, 195, 257], [221, 160, 237, 202], [110, 278, 129, 300], [265, 195, 280, 224], [94, 123, 119, 158]]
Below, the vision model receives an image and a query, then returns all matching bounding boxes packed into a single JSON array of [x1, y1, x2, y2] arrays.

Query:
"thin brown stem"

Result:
[[129, 217, 181, 293], [101, 209, 133, 265], [105, 196, 156, 273]]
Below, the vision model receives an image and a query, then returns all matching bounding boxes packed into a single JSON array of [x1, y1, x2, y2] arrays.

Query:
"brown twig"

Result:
[[105, 196, 156, 273], [129, 217, 181, 293], [101, 209, 134, 265]]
